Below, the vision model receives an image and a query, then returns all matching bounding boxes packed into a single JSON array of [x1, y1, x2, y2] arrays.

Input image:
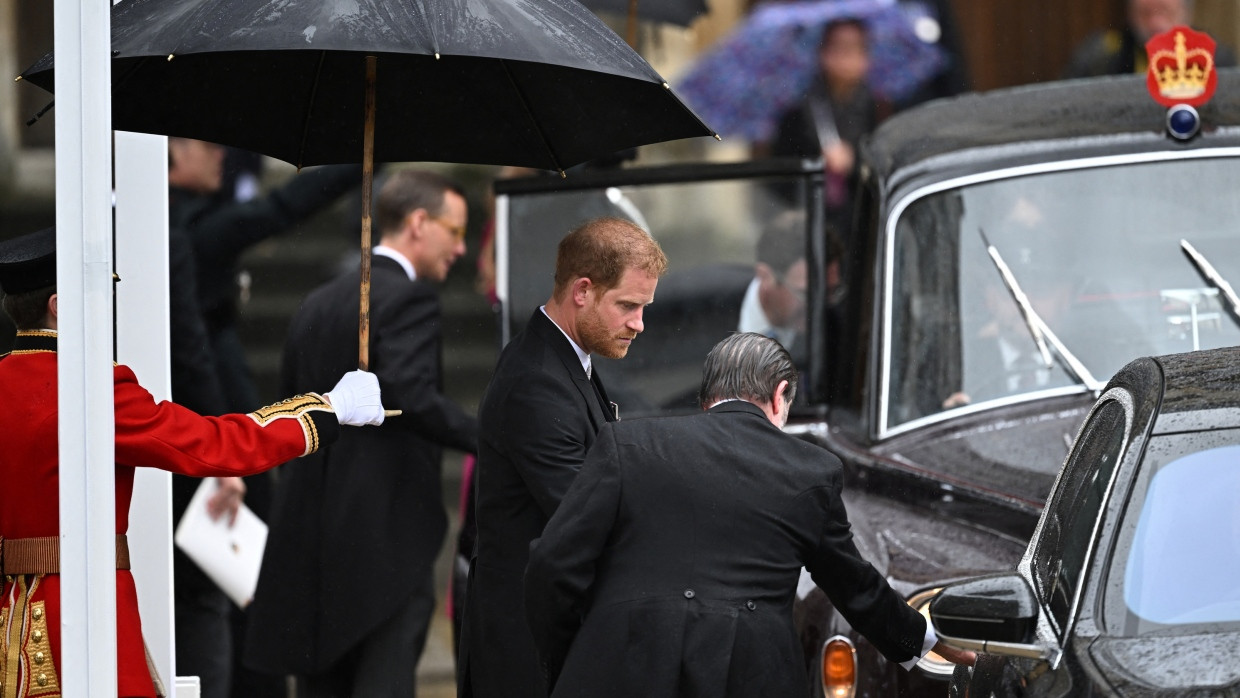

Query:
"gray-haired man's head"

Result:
[[698, 333, 798, 418]]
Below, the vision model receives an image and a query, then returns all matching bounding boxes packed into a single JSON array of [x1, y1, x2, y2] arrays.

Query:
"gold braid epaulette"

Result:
[[247, 393, 333, 456]]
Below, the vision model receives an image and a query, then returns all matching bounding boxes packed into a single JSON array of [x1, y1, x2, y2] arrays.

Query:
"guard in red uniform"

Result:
[[0, 227, 386, 698]]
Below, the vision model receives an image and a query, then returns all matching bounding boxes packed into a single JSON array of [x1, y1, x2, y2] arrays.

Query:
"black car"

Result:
[[930, 346, 1240, 696], [790, 68, 1240, 696], [491, 69, 1240, 697]]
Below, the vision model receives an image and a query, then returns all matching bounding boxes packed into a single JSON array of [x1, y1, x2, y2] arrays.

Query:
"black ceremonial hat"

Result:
[[0, 226, 56, 295]]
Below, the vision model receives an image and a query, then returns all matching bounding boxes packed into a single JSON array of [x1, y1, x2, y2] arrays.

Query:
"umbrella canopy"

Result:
[[676, 0, 946, 141], [20, 0, 716, 371], [20, 0, 715, 171], [581, 0, 709, 27]]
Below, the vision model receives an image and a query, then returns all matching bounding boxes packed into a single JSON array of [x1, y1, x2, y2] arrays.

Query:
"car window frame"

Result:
[[877, 149, 1240, 441], [493, 159, 829, 415], [1022, 386, 1133, 643]]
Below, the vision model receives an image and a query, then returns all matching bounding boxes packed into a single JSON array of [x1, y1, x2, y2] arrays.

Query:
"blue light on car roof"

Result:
[[1166, 104, 1201, 141]]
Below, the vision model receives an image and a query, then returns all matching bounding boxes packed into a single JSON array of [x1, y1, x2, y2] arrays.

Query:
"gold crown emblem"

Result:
[[1150, 31, 1214, 100]]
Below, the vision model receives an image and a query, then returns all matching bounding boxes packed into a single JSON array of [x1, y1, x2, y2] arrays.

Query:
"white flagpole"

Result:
[[55, 0, 116, 694]]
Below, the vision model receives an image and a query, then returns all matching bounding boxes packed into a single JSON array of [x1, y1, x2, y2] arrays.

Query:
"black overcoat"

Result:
[[524, 401, 928, 697], [245, 255, 477, 673], [460, 309, 616, 697]]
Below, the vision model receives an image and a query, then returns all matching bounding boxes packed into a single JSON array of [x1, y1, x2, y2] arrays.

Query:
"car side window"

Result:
[[1031, 399, 1127, 637]]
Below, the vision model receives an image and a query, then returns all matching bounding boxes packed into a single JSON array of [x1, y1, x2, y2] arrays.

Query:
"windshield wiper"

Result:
[[980, 228, 1051, 366], [1180, 239, 1240, 330], [979, 229, 1104, 393]]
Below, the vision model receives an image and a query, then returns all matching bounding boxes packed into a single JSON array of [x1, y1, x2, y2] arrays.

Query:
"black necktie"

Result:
[[590, 371, 617, 421]]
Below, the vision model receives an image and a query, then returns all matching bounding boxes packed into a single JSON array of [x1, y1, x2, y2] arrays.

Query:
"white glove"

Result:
[[324, 370, 385, 426]]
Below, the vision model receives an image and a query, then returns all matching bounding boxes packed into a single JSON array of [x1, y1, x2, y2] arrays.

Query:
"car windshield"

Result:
[[499, 169, 815, 418], [886, 157, 1240, 433], [1106, 434, 1240, 635]]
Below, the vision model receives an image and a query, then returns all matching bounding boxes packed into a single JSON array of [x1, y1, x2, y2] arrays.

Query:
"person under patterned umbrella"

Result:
[[760, 18, 887, 246], [677, 0, 945, 143]]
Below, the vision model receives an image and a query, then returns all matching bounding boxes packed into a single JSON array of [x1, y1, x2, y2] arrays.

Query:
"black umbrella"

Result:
[[20, 0, 715, 369]]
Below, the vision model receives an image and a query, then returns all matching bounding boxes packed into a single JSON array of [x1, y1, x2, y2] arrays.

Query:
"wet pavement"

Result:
[[416, 601, 458, 698]]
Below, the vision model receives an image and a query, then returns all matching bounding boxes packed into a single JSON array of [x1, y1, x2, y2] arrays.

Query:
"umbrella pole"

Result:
[[359, 55, 377, 371], [626, 0, 638, 49]]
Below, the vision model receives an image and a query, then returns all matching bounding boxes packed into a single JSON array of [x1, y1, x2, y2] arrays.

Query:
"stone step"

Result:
[[235, 282, 497, 315], [236, 237, 354, 300], [245, 336, 498, 409], [227, 196, 499, 411], [245, 340, 500, 376], [235, 291, 498, 351]]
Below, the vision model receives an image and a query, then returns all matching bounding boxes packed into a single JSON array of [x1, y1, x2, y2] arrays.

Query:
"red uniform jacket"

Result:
[[0, 331, 340, 698]]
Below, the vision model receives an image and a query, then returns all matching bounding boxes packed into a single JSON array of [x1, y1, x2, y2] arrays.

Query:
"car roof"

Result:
[[863, 69, 1240, 179], [1151, 346, 1240, 433]]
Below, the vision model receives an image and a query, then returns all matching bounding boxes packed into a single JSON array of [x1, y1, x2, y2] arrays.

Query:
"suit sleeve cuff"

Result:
[[247, 392, 340, 455], [303, 403, 341, 454], [898, 620, 938, 672]]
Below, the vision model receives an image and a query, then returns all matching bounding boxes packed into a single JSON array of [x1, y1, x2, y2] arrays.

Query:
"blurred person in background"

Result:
[[247, 169, 478, 698], [168, 138, 359, 416], [761, 18, 889, 250], [218, 147, 264, 206], [166, 137, 360, 698], [738, 211, 808, 365], [891, 0, 971, 107], [165, 139, 255, 698], [1064, 0, 1235, 78]]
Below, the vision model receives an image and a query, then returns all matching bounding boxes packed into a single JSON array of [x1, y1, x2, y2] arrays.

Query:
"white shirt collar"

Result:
[[540, 305, 590, 377], [373, 244, 416, 282], [737, 277, 798, 349], [737, 277, 766, 332]]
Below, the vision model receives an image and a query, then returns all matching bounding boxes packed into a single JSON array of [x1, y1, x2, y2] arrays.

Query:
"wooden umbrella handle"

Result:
[[360, 55, 396, 420], [359, 55, 377, 370]]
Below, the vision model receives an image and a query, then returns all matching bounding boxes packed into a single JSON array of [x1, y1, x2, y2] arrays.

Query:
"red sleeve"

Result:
[[112, 364, 340, 477]]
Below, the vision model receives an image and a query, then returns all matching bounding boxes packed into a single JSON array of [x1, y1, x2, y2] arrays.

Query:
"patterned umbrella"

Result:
[[677, 0, 947, 141]]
